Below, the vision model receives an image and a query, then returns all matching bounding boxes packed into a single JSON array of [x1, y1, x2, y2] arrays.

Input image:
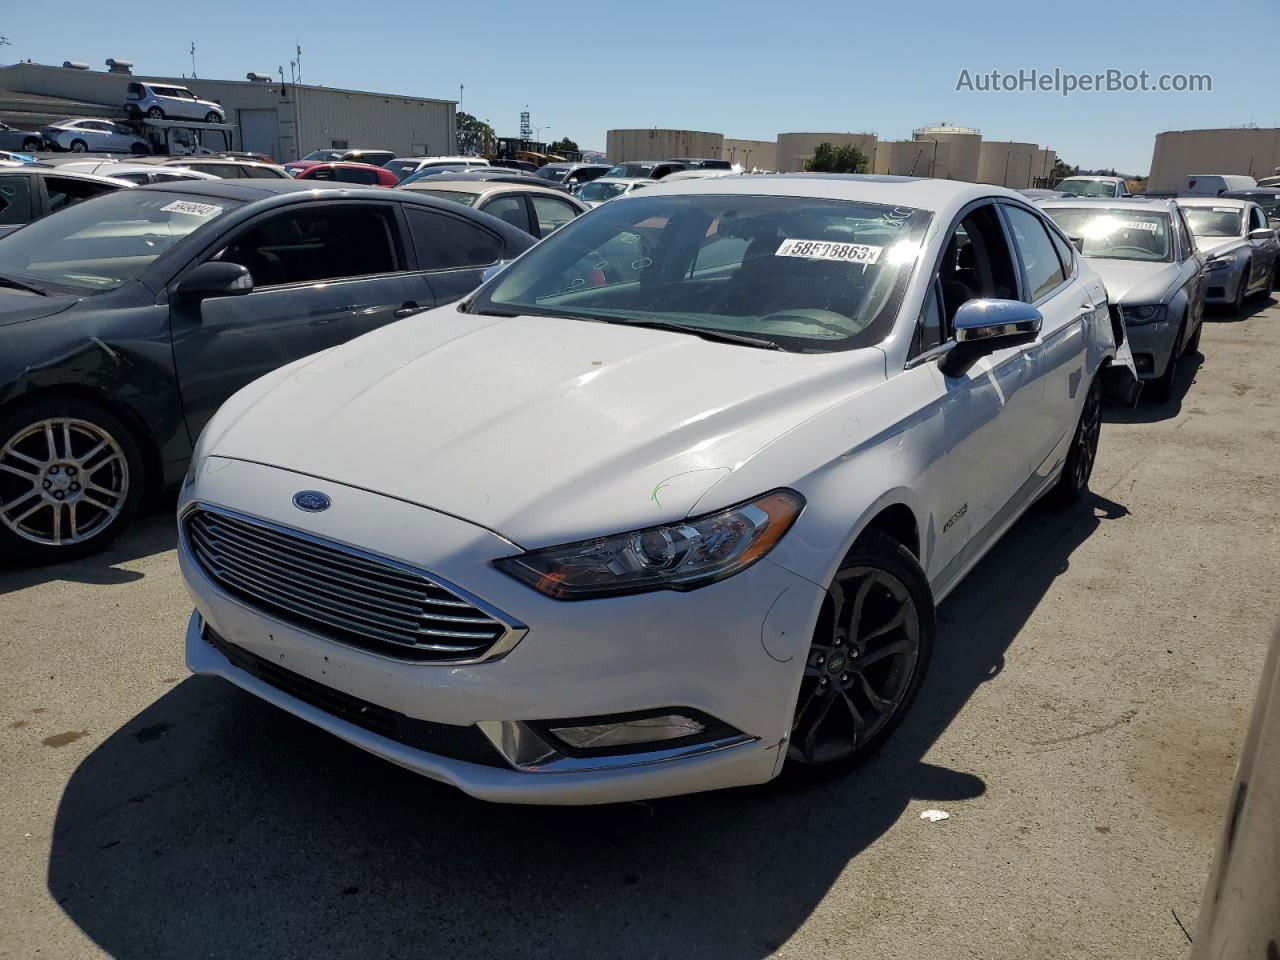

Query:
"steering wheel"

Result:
[[759, 308, 853, 336], [1107, 245, 1157, 257]]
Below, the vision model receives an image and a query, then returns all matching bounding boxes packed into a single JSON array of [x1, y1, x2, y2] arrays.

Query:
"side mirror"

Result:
[[177, 261, 253, 302], [1248, 228, 1276, 241], [941, 299, 1042, 376], [480, 261, 509, 285]]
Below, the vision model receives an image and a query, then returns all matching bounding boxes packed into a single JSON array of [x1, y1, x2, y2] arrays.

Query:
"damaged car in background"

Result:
[[178, 175, 1140, 805], [0, 179, 535, 562]]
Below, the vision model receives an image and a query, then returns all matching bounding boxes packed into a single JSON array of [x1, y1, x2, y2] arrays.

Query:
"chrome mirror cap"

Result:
[[953, 299, 1043, 344]]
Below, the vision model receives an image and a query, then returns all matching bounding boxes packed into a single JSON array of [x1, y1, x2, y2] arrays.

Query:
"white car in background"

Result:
[[573, 176, 654, 207], [54, 160, 220, 185], [125, 81, 226, 123], [1177, 197, 1280, 312], [383, 156, 490, 181], [1054, 176, 1130, 199], [39, 118, 150, 154], [180, 175, 1138, 804], [1182, 174, 1256, 197]]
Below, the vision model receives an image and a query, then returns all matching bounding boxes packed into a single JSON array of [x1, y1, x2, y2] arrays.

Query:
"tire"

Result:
[[204, 112, 222, 123], [1232, 269, 1249, 314], [1272, 260, 1280, 291], [1149, 320, 1184, 403], [1185, 319, 1202, 355], [146, 106, 165, 119], [0, 397, 146, 565], [129, 142, 150, 156], [1047, 376, 1102, 506], [21, 137, 39, 152], [69, 140, 88, 153], [783, 529, 935, 779]]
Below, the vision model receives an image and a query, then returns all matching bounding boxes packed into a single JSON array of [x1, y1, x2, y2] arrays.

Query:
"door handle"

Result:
[[394, 301, 422, 319]]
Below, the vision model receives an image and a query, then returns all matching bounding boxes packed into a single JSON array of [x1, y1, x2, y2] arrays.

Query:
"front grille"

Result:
[[203, 626, 508, 767], [185, 506, 515, 662]]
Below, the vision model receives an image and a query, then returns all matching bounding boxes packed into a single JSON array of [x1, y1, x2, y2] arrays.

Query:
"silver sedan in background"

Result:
[[39, 118, 149, 154], [1043, 198, 1206, 401], [1177, 197, 1280, 313]]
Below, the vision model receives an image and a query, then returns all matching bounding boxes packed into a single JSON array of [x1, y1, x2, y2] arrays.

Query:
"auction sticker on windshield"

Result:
[[160, 200, 223, 218], [776, 238, 882, 264]]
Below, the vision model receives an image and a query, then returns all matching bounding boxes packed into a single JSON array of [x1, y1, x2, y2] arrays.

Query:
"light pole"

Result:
[[533, 124, 551, 146]]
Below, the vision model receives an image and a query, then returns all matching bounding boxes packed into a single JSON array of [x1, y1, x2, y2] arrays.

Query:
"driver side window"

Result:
[[922, 204, 1019, 349]]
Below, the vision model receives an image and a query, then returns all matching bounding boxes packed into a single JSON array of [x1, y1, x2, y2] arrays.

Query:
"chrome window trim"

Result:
[[180, 501, 528, 665]]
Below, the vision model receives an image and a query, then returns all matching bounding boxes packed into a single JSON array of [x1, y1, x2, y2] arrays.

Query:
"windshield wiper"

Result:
[[595, 317, 783, 350], [0, 275, 47, 296]]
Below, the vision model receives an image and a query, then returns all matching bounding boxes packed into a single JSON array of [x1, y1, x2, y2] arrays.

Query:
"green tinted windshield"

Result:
[[0, 190, 241, 291], [475, 194, 931, 353]]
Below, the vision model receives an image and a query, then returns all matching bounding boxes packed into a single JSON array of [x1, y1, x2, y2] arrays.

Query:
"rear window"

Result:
[[384, 160, 419, 179], [409, 189, 477, 206]]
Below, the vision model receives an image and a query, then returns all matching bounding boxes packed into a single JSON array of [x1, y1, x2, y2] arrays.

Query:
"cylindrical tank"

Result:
[[605, 129, 723, 164], [977, 140, 1039, 188], [775, 132, 878, 173], [912, 125, 981, 182]]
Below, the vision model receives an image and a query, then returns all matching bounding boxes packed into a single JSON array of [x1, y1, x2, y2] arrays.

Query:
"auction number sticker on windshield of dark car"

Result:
[[776, 238, 882, 264], [160, 200, 223, 218]]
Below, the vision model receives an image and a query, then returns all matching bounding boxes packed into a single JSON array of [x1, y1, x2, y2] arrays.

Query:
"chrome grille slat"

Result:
[[185, 507, 513, 662]]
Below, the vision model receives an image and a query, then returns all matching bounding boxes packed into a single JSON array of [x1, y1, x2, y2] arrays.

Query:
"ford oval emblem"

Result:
[[292, 490, 331, 513]]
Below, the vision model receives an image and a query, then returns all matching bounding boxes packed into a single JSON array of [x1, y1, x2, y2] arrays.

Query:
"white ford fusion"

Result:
[[179, 175, 1139, 804]]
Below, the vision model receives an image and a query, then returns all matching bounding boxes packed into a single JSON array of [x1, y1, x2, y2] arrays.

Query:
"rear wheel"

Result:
[[146, 106, 164, 119], [0, 398, 145, 564], [69, 139, 88, 153], [1047, 376, 1101, 506], [204, 111, 222, 123], [785, 530, 934, 776], [129, 142, 149, 156], [21, 137, 39, 152]]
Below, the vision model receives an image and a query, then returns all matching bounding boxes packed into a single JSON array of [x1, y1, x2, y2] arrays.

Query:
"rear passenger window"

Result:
[[530, 195, 579, 236], [215, 206, 401, 286], [0, 176, 34, 225], [247, 166, 283, 179], [335, 168, 380, 186], [406, 207, 503, 269], [479, 195, 530, 233], [45, 177, 114, 213], [1004, 206, 1067, 301]]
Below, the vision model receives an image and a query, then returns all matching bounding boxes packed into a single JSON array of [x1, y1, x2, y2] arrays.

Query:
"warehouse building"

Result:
[[721, 138, 776, 171], [606, 129, 723, 164], [1148, 127, 1280, 193], [0, 61, 456, 162]]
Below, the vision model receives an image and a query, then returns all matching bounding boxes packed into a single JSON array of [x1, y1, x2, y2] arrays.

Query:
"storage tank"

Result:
[[775, 132, 877, 173], [977, 140, 1040, 188], [606, 129, 724, 164], [912, 125, 981, 181]]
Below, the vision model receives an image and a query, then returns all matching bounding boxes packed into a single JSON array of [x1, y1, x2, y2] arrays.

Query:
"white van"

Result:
[[1183, 174, 1258, 197]]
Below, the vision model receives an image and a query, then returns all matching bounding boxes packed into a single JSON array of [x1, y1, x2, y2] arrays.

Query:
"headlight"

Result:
[[1205, 256, 1233, 272], [1120, 304, 1167, 325], [493, 489, 804, 600]]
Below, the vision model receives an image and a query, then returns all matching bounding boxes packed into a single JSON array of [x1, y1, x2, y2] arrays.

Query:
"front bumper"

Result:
[[180, 457, 826, 804], [1124, 317, 1180, 381]]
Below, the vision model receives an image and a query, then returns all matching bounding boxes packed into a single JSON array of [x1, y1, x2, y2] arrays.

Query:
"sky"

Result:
[[2, 0, 1276, 174]]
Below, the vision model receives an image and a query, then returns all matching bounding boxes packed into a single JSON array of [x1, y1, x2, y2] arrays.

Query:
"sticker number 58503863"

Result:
[[775, 238, 882, 264]]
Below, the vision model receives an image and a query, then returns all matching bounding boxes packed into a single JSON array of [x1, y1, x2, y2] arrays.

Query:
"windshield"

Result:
[[384, 160, 421, 179], [0, 190, 241, 291], [1056, 179, 1121, 198], [536, 165, 569, 181], [399, 165, 468, 186], [606, 163, 654, 179], [475, 194, 931, 353], [1183, 207, 1243, 238], [410, 189, 477, 206], [577, 181, 629, 202], [1043, 208, 1172, 262], [301, 150, 342, 162], [1225, 194, 1280, 218]]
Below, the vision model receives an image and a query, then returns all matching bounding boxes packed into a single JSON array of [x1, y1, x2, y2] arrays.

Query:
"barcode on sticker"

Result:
[[1116, 220, 1159, 232], [161, 200, 223, 217], [776, 238, 882, 264]]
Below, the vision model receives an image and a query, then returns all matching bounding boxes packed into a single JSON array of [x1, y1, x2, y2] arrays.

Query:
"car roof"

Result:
[[134, 178, 359, 201], [3, 167, 126, 187], [1040, 197, 1178, 212], [1176, 197, 1249, 209], [394, 155, 486, 164], [637, 173, 1030, 215], [1222, 189, 1280, 197], [590, 176, 653, 186], [400, 180, 581, 200], [1058, 175, 1126, 182], [305, 161, 387, 170], [163, 157, 279, 169]]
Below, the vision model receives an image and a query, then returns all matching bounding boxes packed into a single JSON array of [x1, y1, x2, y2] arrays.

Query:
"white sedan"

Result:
[[179, 175, 1139, 804], [573, 176, 654, 207]]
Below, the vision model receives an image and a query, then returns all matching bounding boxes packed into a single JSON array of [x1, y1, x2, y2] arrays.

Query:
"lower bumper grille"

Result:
[[204, 625, 509, 768]]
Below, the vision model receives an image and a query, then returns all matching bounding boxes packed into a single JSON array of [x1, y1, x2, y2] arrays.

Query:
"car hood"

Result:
[[204, 308, 885, 547], [0, 286, 80, 327], [1194, 237, 1245, 259], [1086, 259, 1181, 304]]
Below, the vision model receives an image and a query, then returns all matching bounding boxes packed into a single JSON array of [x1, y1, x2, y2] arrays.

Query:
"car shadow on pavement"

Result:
[[1103, 350, 1204, 425], [0, 503, 177, 595], [1206, 293, 1275, 323], [45, 493, 1126, 960]]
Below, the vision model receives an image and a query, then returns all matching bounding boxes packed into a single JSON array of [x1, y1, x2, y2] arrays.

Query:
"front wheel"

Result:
[[785, 530, 934, 774], [1185, 319, 1202, 355], [1047, 376, 1101, 506], [0, 398, 145, 564], [21, 137, 39, 152], [1233, 269, 1249, 314], [204, 111, 222, 123]]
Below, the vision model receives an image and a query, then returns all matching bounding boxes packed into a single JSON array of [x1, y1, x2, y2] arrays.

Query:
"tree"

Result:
[[456, 111, 495, 156], [804, 142, 868, 174], [548, 137, 579, 155]]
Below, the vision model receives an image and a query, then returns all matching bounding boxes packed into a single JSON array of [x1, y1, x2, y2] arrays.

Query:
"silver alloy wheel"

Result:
[[789, 566, 922, 765], [0, 418, 129, 546]]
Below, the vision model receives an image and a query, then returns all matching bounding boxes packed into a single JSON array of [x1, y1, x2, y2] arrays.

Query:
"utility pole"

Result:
[[459, 84, 463, 110], [295, 42, 302, 85], [190, 42, 197, 79]]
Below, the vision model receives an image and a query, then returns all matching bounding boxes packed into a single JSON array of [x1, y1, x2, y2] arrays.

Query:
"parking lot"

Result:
[[0, 294, 1276, 959]]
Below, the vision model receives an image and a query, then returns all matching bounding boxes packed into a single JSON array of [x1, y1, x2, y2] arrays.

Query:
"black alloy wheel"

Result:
[[787, 530, 934, 772]]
